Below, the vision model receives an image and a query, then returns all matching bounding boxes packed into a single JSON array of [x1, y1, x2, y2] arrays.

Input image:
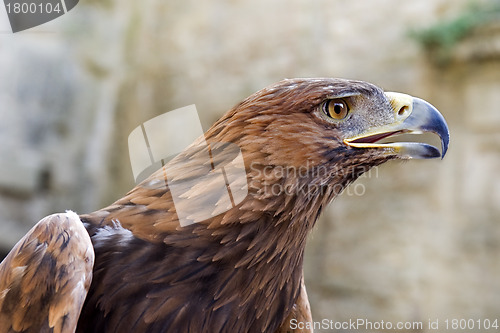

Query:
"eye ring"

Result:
[[322, 99, 349, 120]]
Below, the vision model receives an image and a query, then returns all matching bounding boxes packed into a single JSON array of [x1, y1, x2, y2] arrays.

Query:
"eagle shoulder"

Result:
[[0, 211, 94, 333]]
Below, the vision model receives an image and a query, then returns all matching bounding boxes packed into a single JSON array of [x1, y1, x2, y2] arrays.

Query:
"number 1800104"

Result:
[[444, 319, 499, 330], [5, 2, 62, 14]]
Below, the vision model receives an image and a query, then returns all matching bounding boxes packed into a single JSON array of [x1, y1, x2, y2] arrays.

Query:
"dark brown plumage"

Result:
[[0, 78, 449, 333]]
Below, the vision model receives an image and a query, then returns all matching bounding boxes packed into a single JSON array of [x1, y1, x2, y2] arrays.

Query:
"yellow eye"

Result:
[[322, 99, 349, 120]]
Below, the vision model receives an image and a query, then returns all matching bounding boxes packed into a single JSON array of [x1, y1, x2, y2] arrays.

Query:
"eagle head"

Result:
[[205, 78, 449, 212]]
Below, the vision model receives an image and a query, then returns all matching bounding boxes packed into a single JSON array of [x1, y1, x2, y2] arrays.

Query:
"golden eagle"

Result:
[[0, 78, 449, 333]]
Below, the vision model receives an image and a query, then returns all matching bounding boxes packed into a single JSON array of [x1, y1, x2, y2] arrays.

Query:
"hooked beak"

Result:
[[344, 92, 450, 159]]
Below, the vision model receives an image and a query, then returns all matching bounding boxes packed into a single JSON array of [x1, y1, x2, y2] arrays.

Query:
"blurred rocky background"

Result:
[[1, 0, 499, 331]]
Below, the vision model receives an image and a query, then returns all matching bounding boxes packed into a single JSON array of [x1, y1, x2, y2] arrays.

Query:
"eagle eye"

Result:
[[322, 99, 349, 120]]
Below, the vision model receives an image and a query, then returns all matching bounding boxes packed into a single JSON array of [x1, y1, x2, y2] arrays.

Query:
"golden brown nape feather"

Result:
[[0, 78, 448, 333]]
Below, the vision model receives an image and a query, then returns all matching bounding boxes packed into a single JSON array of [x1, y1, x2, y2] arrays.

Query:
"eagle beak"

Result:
[[344, 92, 450, 159]]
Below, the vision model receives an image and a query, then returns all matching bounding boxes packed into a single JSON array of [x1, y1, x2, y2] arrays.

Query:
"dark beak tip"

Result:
[[439, 121, 450, 159], [412, 97, 450, 160], [439, 128, 450, 159], [441, 139, 449, 159]]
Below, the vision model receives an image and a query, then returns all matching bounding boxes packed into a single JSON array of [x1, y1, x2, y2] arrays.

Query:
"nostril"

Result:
[[398, 106, 409, 117]]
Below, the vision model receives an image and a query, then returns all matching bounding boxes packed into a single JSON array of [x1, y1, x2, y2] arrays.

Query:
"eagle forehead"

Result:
[[273, 78, 385, 99]]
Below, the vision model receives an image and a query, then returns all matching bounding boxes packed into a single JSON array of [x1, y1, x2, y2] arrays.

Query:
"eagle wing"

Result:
[[0, 211, 94, 333]]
